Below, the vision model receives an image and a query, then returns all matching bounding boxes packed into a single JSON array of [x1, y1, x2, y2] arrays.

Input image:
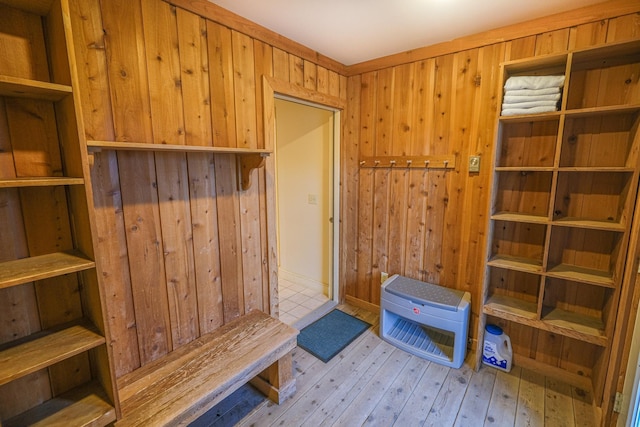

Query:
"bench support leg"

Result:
[[249, 352, 296, 404]]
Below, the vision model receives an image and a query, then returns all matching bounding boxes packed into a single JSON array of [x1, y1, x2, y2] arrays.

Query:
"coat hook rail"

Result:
[[359, 155, 456, 169]]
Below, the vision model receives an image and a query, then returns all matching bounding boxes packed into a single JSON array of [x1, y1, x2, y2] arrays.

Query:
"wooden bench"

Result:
[[115, 310, 299, 426]]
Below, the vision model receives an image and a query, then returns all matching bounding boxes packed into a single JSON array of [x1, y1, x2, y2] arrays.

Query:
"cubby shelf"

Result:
[[4, 381, 116, 427], [479, 38, 640, 398], [0, 177, 84, 188], [491, 212, 548, 224], [546, 264, 615, 288], [0, 74, 72, 101], [0, 1, 116, 423], [0, 320, 105, 386], [0, 251, 95, 290], [483, 296, 607, 347], [487, 254, 543, 274]]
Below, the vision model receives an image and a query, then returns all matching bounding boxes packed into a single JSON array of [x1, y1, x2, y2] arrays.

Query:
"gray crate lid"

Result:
[[385, 275, 463, 311]]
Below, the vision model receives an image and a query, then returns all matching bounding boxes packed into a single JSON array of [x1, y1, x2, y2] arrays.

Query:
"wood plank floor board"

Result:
[[220, 304, 598, 427], [362, 355, 431, 426], [423, 364, 475, 427], [484, 366, 522, 427], [544, 377, 575, 427], [266, 333, 388, 426], [515, 368, 546, 427], [331, 347, 412, 426], [393, 360, 450, 426], [454, 366, 497, 427]]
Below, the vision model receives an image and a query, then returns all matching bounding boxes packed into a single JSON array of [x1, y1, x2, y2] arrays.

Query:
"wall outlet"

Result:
[[469, 156, 481, 172], [381, 271, 389, 284]]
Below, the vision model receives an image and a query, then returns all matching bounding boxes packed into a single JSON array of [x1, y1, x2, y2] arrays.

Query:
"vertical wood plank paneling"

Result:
[[316, 66, 328, 94], [303, 59, 317, 90], [606, 13, 640, 42], [569, 20, 608, 49], [0, 99, 49, 418], [208, 21, 236, 147], [176, 9, 224, 334], [102, 0, 172, 364], [142, 0, 199, 350], [272, 47, 289, 81], [253, 40, 273, 312], [232, 30, 263, 313], [442, 49, 480, 291], [343, 74, 361, 300], [289, 55, 304, 86], [534, 29, 571, 55], [208, 21, 244, 321], [71, 0, 140, 377], [386, 64, 413, 291], [356, 72, 377, 301]]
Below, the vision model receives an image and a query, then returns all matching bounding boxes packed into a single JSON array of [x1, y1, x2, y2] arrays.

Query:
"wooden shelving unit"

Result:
[[478, 39, 640, 401], [0, 0, 117, 424]]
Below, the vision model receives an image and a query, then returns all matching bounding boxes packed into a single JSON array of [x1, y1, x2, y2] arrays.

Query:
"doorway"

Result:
[[274, 97, 339, 328]]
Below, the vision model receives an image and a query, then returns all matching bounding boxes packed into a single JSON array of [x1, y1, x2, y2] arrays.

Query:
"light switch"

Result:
[[308, 194, 318, 205], [469, 156, 481, 172]]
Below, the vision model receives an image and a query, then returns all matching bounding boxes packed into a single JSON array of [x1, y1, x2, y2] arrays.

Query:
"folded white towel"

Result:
[[501, 106, 558, 116], [504, 75, 565, 90], [503, 93, 561, 104], [506, 87, 561, 96], [502, 100, 558, 109]]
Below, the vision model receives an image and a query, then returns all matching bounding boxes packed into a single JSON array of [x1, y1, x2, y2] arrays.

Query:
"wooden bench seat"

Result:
[[115, 310, 298, 426]]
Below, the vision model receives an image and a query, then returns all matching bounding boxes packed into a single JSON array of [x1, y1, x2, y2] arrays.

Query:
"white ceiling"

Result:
[[208, 0, 606, 65]]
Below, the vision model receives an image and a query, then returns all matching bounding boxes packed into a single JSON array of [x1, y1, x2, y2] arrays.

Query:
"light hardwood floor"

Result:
[[229, 304, 598, 427]]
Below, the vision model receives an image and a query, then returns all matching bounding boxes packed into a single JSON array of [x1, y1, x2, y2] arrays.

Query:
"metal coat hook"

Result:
[[406, 160, 412, 166], [443, 160, 449, 168], [374, 160, 380, 167], [390, 160, 396, 167], [424, 160, 430, 168], [360, 160, 366, 166]]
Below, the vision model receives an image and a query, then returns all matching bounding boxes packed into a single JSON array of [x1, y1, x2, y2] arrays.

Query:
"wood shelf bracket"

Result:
[[237, 153, 269, 190], [359, 155, 456, 169]]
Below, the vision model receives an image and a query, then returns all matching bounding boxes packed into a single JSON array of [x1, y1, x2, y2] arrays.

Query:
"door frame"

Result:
[[262, 76, 347, 317]]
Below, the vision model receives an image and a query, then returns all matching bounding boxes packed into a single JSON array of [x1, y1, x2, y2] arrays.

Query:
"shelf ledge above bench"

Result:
[[86, 140, 271, 190]]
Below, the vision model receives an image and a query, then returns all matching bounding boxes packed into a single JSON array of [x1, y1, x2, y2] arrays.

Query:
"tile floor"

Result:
[[278, 278, 330, 326]]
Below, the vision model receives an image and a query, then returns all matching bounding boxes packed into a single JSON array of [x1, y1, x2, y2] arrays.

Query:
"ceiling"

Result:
[[208, 0, 606, 65]]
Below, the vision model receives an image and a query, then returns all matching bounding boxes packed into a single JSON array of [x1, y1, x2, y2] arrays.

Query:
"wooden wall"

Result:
[[68, 0, 346, 379], [68, 0, 640, 385], [342, 9, 640, 344]]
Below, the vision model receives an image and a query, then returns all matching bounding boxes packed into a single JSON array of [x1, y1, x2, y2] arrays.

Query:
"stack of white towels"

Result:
[[501, 75, 565, 116]]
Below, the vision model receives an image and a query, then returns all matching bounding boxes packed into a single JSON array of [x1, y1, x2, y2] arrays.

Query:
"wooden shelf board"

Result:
[[541, 307, 607, 347], [0, 75, 72, 101], [495, 166, 555, 172], [0, 321, 105, 386], [491, 212, 549, 224], [499, 110, 562, 122], [484, 297, 607, 347], [564, 103, 640, 118], [484, 295, 538, 321], [487, 254, 543, 273], [552, 217, 626, 232], [0, 251, 95, 290], [87, 140, 272, 155], [4, 381, 116, 427], [502, 52, 568, 72], [0, 177, 84, 188], [546, 264, 615, 288], [0, 0, 53, 15], [557, 167, 635, 172]]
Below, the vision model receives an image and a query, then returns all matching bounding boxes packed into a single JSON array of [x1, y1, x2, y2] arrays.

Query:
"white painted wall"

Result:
[[275, 99, 334, 289]]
